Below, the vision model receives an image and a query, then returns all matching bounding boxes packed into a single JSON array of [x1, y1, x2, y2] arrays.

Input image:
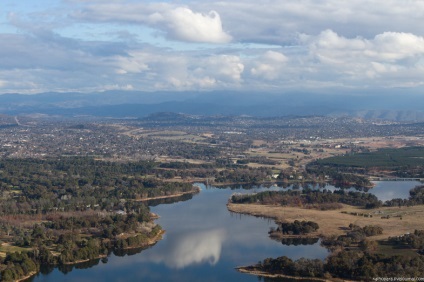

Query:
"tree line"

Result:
[[230, 188, 382, 209], [250, 229, 424, 280]]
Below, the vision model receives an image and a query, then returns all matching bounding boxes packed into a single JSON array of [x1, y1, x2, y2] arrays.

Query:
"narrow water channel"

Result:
[[30, 181, 421, 282]]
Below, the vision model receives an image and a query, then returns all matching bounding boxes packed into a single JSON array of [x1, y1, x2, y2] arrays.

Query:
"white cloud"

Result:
[[158, 54, 244, 89], [68, 1, 424, 52], [204, 55, 244, 83], [73, 4, 231, 43], [251, 50, 288, 80], [107, 51, 243, 90], [3, 0, 424, 93], [113, 52, 150, 74], [367, 32, 424, 62], [308, 30, 424, 66], [101, 84, 134, 91], [193, 0, 424, 45], [163, 7, 232, 43], [303, 30, 424, 87]]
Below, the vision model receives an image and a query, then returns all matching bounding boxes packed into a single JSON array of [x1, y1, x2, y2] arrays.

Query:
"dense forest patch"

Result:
[[241, 229, 424, 280], [0, 157, 195, 281], [309, 146, 424, 178], [314, 147, 424, 168], [230, 188, 382, 209]]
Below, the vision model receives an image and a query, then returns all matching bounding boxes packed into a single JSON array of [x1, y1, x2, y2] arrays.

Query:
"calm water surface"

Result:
[[370, 181, 422, 201], [30, 181, 421, 282]]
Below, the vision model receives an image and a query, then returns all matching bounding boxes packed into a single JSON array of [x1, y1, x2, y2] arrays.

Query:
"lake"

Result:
[[30, 181, 421, 282]]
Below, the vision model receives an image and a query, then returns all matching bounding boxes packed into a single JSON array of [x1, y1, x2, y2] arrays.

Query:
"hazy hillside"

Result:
[[0, 91, 423, 121]]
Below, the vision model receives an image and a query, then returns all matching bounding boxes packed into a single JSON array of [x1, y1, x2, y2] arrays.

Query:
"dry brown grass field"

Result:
[[227, 203, 424, 240]]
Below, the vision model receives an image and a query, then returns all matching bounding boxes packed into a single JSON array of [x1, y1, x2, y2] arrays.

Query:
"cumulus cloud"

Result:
[[308, 30, 424, 64], [191, 0, 424, 45], [368, 32, 424, 62], [203, 55, 244, 82], [3, 0, 424, 93], [251, 50, 288, 80], [302, 30, 424, 86], [163, 7, 232, 43], [107, 50, 244, 90], [113, 53, 150, 74], [73, 4, 231, 43]]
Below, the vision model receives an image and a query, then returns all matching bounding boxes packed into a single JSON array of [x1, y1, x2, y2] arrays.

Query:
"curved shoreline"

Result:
[[16, 271, 37, 282], [13, 225, 167, 281], [120, 229, 166, 251], [61, 254, 108, 265], [136, 186, 201, 202], [236, 267, 332, 282], [61, 229, 165, 265]]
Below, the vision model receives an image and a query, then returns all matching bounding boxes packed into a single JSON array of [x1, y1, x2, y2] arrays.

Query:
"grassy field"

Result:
[[0, 243, 30, 258], [227, 203, 424, 241], [377, 241, 420, 257]]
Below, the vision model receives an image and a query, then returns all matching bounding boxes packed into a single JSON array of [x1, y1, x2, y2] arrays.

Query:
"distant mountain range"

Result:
[[0, 90, 423, 121]]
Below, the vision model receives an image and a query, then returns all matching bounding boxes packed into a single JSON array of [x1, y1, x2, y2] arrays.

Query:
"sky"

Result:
[[1, 0, 424, 94]]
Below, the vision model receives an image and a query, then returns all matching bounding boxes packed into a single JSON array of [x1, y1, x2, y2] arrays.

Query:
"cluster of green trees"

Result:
[[231, 188, 382, 209], [278, 237, 319, 246], [0, 235, 138, 280], [158, 158, 376, 188], [0, 157, 195, 215], [0, 252, 38, 281], [388, 230, 424, 250], [115, 225, 162, 250], [255, 231, 424, 280], [0, 157, 199, 281], [270, 220, 319, 236], [330, 173, 372, 188], [326, 249, 424, 279], [321, 224, 383, 250], [310, 146, 424, 178], [257, 256, 324, 278], [306, 165, 372, 188], [0, 211, 163, 279], [313, 147, 424, 168], [231, 184, 424, 211], [58, 238, 105, 265], [355, 224, 383, 237], [214, 167, 273, 183], [158, 160, 275, 183]]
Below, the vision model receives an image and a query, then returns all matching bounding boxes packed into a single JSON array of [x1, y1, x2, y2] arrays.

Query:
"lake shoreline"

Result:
[[16, 271, 37, 282], [120, 229, 166, 251], [235, 266, 334, 281], [136, 186, 201, 202], [16, 226, 166, 281]]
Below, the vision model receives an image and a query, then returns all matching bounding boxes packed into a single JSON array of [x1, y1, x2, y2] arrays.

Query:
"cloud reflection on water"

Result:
[[143, 229, 226, 269]]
